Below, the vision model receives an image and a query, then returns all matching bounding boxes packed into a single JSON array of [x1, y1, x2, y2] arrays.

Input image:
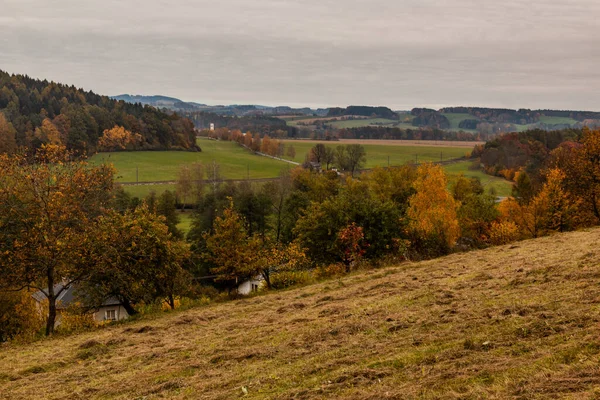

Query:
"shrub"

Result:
[[270, 271, 314, 289]]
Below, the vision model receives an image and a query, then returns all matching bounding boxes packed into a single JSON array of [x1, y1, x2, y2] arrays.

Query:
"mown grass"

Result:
[[2, 228, 600, 399], [282, 140, 468, 167], [444, 160, 513, 197]]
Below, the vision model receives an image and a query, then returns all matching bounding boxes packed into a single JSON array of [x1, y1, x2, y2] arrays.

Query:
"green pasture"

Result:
[[90, 139, 292, 183], [537, 116, 578, 125], [282, 141, 469, 167], [443, 161, 513, 197], [441, 113, 477, 130], [328, 118, 397, 129]]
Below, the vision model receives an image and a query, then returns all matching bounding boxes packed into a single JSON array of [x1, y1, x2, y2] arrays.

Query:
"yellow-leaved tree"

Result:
[[98, 125, 143, 152], [407, 163, 460, 254]]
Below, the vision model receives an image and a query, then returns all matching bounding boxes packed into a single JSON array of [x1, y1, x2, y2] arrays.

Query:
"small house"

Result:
[[237, 276, 263, 295], [32, 284, 129, 327]]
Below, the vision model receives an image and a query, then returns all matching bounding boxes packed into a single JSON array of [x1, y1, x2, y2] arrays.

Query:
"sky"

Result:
[[2, 0, 600, 110]]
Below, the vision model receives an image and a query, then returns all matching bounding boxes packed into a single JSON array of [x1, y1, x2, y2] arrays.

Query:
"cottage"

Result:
[[32, 284, 129, 326], [237, 276, 263, 295]]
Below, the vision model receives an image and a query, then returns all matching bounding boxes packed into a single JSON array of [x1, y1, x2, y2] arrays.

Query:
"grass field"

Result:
[[282, 140, 470, 167], [441, 113, 477, 130], [537, 116, 579, 125], [90, 139, 291, 183], [3, 228, 600, 398], [444, 161, 513, 197], [328, 118, 397, 129]]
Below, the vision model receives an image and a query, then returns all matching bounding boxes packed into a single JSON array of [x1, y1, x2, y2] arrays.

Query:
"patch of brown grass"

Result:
[[2, 228, 600, 399]]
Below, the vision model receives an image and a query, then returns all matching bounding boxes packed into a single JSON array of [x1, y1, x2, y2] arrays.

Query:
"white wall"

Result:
[[238, 278, 263, 295], [93, 305, 129, 322]]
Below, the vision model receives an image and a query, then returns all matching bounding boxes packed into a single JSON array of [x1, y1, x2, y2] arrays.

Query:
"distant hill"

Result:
[[327, 105, 398, 119], [3, 227, 600, 398], [0, 72, 198, 153], [112, 95, 328, 117]]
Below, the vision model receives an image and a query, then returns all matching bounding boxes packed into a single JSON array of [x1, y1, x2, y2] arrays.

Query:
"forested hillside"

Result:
[[0, 70, 197, 153]]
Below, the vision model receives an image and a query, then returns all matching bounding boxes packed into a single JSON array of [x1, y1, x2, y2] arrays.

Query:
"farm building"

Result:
[[32, 284, 129, 327]]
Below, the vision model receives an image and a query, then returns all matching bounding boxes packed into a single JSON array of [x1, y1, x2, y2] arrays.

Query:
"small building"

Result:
[[237, 276, 263, 295], [32, 284, 129, 326], [209, 123, 215, 131]]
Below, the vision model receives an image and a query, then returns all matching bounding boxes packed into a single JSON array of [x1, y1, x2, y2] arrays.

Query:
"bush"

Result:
[[270, 271, 314, 289], [314, 263, 346, 280]]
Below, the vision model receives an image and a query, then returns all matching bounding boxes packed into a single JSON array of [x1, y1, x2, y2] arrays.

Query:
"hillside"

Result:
[[0, 71, 197, 152], [2, 229, 600, 399]]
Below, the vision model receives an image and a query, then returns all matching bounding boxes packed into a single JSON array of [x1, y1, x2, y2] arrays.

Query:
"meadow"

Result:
[[282, 139, 470, 167], [3, 228, 600, 399], [89, 139, 291, 183], [92, 138, 506, 200], [444, 161, 513, 197]]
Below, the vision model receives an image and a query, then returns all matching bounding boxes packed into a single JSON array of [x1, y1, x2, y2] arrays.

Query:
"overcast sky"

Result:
[[2, 0, 600, 110]]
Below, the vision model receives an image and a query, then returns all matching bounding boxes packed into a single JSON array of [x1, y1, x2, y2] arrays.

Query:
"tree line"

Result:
[[0, 70, 198, 154]]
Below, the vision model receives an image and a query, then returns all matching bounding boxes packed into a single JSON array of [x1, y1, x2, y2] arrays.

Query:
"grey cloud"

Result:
[[2, 0, 600, 109]]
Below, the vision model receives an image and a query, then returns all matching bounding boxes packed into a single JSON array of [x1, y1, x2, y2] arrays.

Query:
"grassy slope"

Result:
[[444, 161, 513, 197], [89, 139, 291, 183], [282, 141, 467, 167], [3, 229, 600, 399]]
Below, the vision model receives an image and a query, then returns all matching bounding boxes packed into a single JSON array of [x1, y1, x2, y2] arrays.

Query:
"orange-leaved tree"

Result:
[[407, 163, 460, 253]]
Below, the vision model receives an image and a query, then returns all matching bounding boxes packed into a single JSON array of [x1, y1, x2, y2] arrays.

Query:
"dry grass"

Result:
[[3, 229, 600, 399]]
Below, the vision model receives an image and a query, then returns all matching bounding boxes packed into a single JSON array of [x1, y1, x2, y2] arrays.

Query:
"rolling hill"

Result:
[[2, 228, 600, 399]]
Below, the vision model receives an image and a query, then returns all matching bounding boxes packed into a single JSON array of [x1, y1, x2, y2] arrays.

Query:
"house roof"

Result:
[[32, 284, 123, 309]]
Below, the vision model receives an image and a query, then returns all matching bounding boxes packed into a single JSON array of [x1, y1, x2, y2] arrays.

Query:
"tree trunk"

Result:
[[262, 269, 271, 290], [46, 296, 57, 336], [45, 268, 56, 336], [168, 294, 175, 310], [121, 298, 138, 316]]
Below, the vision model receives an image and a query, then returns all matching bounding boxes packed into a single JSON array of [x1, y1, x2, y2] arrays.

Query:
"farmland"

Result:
[[443, 161, 513, 197], [89, 138, 499, 198], [3, 228, 600, 399], [281, 139, 471, 167]]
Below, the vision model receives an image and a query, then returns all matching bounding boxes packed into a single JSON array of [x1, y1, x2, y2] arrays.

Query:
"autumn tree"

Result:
[[0, 145, 114, 335], [337, 223, 368, 272], [176, 162, 204, 206], [345, 144, 367, 176], [286, 144, 296, 160], [0, 113, 17, 154], [83, 205, 190, 312], [535, 168, 580, 233], [323, 147, 335, 170], [202, 201, 260, 291], [255, 241, 308, 289], [309, 143, 328, 164], [407, 163, 460, 255], [34, 118, 62, 146], [98, 125, 143, 152], [559, 128, 600, 222]]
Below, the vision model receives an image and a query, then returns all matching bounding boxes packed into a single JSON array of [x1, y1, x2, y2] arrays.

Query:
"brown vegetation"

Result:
[[2, 228, 600, 399]]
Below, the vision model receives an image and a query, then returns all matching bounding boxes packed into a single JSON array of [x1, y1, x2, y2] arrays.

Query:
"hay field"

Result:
[[2, 228, 600, 399]]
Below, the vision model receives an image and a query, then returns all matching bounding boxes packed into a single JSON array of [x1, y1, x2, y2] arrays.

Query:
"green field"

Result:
[[537, 116, 579, 125], [283, 140, 468, 167], [328, 118, 397, 129], [90, 139, 290, 183], [441, 113, 477, 130], [443, 161, 513, 197]]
